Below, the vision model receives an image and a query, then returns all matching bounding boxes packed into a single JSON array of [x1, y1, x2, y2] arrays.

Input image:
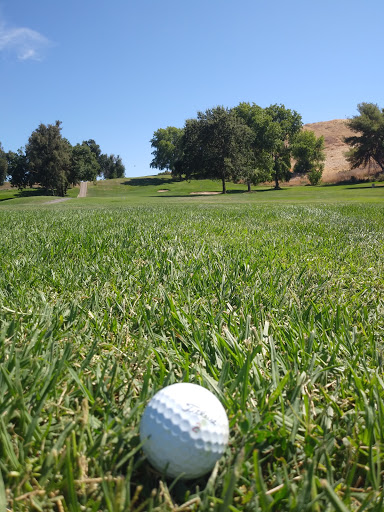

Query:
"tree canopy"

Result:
[[263, 104, 303, 189], [83, 139, 102, 164], [150, 127, 184, 173], [176, 106, 255, 194], [70, 143, 100, 183], [169, 103, 325, 191], [4, 123, 125, 195], [233, 103, 274, 190], [99, 154, 125, 179], [26, 121, 72, 196], [6, 149, 30, 189], [292, 130, 325, 185], [345, 103, 384, 174], [82, 139, 126, 179]]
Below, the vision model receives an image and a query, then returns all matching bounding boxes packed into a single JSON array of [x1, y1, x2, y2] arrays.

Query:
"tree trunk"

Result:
[[247, 180, 251, 192], [274, 173, 281, 190], [273, 155, 281, 189], [222, 177, 226, 194]]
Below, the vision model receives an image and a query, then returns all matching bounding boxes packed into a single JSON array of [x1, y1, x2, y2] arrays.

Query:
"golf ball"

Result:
[[140, 383, 229, 479]]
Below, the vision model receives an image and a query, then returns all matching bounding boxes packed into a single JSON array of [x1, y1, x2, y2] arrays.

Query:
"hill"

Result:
[[303, 119, 380, 183]]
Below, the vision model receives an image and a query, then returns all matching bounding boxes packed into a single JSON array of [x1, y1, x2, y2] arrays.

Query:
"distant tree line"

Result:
[[0, 121, 125, 196], [150, 102, 384, 193]]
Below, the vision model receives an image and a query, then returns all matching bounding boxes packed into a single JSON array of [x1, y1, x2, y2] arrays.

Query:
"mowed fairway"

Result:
[[0, 188, 384, 510]]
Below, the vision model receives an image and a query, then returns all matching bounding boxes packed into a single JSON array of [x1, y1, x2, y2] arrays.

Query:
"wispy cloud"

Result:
[[0, 25, 51, 61]]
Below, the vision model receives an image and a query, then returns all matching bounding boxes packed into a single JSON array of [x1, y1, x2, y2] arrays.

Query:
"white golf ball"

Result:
[[139, 383, 229, 479]]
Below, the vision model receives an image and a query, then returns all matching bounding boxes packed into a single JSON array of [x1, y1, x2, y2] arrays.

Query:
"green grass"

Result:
[[83, 176, 384, 204], [0, 182, 383, 510], [1, 176, 384, 208]]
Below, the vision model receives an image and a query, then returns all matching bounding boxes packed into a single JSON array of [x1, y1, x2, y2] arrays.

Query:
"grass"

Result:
[[0, 180, 383, 510], [82, 177, 384, 204], [1, 175, 383, 208]]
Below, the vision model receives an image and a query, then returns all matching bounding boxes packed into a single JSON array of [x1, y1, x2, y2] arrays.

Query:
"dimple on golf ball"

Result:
[[139, 383, 229, 479]]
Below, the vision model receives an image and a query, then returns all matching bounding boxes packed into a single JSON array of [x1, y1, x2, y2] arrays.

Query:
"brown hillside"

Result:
[[302, 119, 379, 183]]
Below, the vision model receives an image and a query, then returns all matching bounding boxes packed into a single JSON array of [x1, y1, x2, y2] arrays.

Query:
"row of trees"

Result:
[[151, 102, 384, 193], [150, 103, 326, 193], [0, 121, 125, 195]]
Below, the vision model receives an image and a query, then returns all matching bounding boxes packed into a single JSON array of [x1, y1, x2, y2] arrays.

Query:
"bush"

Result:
[[307, 168, 322, 185]]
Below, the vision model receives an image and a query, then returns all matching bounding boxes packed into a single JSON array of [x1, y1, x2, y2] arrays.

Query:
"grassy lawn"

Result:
[[2, 176, 383, 208], [0, 184, 79, 206], [83, 176, 384, 205], [0, 180, 383, 510]]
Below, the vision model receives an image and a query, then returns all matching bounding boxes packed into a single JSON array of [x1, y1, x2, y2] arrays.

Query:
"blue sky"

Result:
[[1, 0, 383, 177]]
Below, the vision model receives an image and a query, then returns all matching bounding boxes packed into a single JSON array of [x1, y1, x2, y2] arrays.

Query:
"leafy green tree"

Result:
[[176, 106, 254, 194], [264, 104, 303, 189], [100, 154, 125, 179], [26, 121, 72, 196], [113, 155, 125, 178], [233, 102, 274, 191], [150, 127, 184, 173], [0, 143, 7, 186], [292, 130, 325, 185], [6, 149, 30, 189], [83, 139, 101, 160], [70, 143, 100, 183], [345, 103, 384, 174], [82, 140, 124, 179], [83, 139, 102, 175]]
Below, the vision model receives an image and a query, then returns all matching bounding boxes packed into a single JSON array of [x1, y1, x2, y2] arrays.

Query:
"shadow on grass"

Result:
[[249, 188, 279, 193], [0, 188, 50, 202], [322, 182, 363, 188], [17, 188, 51, 198], [150, 193, 223, 198], [122, 177, 180, 187], [151, 188, 278, 197], [321, 178, 382, 188], [345, 185, 384, 190], [223, 189, 278, 194], [321, 181, 384, 189]]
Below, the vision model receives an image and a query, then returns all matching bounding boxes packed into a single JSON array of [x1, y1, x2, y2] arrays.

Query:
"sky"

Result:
[[1, 0, 383, 177]]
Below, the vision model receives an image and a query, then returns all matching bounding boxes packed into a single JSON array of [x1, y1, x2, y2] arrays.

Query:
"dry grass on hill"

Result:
[[299, 119, 380, 184]]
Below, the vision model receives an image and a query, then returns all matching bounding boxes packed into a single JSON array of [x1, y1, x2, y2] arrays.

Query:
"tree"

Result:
[[292, 130, 325, 185], [0, 143, 7, 186], [176, 106, 254, 194], [99, 154, 125, 179], [233, 102, 274, 191], [82, 139, 102, 175], [345, 103, 384, 174], [264, 104, 303, 189], [82, 140, 125, 179], [6, 149, 30, 189], [70, 143, 100, 183], [150, 127, 184, 173], [83, 139, 101, 161], [112, 155, 125, 178], [25, 121, 72, 196]]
